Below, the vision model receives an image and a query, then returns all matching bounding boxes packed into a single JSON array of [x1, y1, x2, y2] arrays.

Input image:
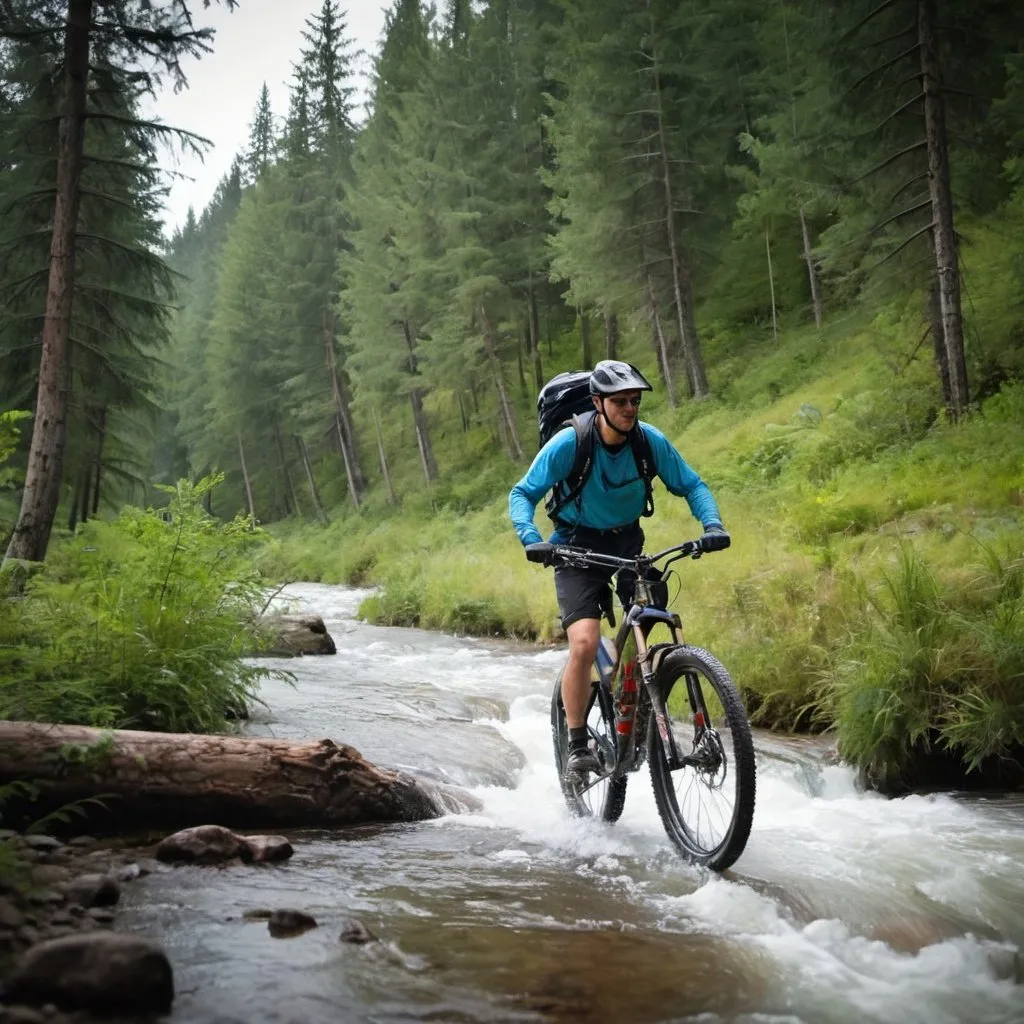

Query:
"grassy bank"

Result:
[[257, 312, 1024, 787]]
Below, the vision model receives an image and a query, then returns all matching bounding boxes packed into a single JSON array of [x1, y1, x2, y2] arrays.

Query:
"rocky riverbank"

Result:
[[0, 824, 325, 1022]]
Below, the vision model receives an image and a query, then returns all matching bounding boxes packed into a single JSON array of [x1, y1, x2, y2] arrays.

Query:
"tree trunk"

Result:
[[799, 206, 823, 329], [647, 6, 709, 399], [646, 273, 676, 409], [402, 321, 438, 484], [919, 0, 968, 420], [237, 432, 256, 524], [67, 462, 87, 533], [528, 286, 543, 390], [927, 279, 952, 406], [371, 407, 396, 505], [296, 435, 328, 525], [323, 309, 363, 508], [604, 309, 619, 360], [479, 304, 524, 460], [4, 0, 92, 566], [89, 404, 105, 517], [272, 415, 298, 518], [765, 227, 779, 343], [0, 722, 467, 835], [580, 311, 592, 367]]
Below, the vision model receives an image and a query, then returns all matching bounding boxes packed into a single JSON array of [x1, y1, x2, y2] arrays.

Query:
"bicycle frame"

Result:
[[548, 539, 717, 790]]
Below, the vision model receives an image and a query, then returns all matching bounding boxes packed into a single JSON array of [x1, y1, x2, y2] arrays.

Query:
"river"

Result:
[[118, 583, 1024, 1024]]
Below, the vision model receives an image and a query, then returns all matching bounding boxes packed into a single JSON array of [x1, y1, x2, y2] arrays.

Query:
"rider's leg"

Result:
[[562, 616, 601, 728]]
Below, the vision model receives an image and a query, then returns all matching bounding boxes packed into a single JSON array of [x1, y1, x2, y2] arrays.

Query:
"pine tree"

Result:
[[0, 0, 235, 565]]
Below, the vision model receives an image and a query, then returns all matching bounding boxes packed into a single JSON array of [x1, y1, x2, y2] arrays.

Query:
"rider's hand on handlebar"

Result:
[[525, 541, 556, 566], [700, 524, 731, 553]]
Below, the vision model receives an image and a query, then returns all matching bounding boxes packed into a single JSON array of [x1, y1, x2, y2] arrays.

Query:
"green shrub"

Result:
[[818, 542, 1024, 778], [0, 475, 288, 732]]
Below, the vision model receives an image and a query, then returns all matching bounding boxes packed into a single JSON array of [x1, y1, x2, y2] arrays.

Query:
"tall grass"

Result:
[[818, 542, 1024, 782]]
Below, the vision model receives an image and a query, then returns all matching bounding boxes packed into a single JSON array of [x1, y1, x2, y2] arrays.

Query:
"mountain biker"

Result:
[[508, 359, 729, 777]]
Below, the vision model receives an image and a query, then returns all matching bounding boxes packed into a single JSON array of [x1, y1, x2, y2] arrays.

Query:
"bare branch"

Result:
[[871, 196, 931, 235], [874, 220, 935, 268], [839, 0, 901, 43], [847, 43, 922, 95], [853, 139, 927, 183], [862, 92, 923, 135]]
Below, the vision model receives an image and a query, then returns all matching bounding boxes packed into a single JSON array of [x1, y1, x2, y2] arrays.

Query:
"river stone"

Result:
[[18, 836, 62, 853], [65, 874, 120, 909], [0, 1005, 48, 1023], [28, 865, 70, 887], [257, 613, 337, 657], [241, 835, 294, 863], [267, 909, 317, 937], [339, 918, 376, 945], [2, 932, 173, 1013], [0, 898, 25, 931], [155, 825, 249, 865]]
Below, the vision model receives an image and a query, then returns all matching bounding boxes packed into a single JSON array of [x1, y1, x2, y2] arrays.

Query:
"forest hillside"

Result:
[[1, 0, 1022, 789]]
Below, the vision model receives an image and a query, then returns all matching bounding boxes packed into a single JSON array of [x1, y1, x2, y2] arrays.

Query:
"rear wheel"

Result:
[[647, 647, 755, 870], [550, 668, 627, 821]]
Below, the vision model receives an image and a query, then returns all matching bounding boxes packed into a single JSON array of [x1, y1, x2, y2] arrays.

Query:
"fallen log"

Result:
[[0, 722, 472, 835]]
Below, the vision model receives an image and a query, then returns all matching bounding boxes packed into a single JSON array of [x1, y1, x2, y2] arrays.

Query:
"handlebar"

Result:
[[525, 533, 728, 572]]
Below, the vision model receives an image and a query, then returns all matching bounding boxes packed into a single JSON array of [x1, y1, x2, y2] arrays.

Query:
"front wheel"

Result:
[[550, 669, 627, 822], [648, 647, 756, 871]]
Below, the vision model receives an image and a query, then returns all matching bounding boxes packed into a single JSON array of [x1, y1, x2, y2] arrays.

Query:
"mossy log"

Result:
[[0, 722, 459, 834]]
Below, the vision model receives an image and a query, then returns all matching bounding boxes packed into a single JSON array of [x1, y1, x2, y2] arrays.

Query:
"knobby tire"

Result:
[[550, 669, 627, 822], [647, 646, 756, 871]]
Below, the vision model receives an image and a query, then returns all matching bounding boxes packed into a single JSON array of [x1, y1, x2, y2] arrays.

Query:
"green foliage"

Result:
[[818, 542, 1024, 777], [0, 475, 287, 732]]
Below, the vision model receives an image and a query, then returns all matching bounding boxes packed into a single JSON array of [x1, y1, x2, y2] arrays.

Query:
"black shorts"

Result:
[[555, 523, 645, 630]]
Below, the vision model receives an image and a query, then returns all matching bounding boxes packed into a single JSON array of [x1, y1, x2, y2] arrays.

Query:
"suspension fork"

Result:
[[635, 617, 687, 771]]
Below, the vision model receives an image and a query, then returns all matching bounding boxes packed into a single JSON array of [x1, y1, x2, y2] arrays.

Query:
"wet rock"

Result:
[[241, 835, 294, 863], [339, 918, 376, 945], [241, 908, 274, 921], [18, 837, 61, 854], [155, 825, 249, 865], [267, 909, 317, 938], [67, 836, 96, 849], [2, 931, 173, 1014], [257, 613, 337, 657], [0, 1005, 48, 1023], [0, 898, 25, 930], [65, 874, 120, 909], [86, 908, 115, 925], [28, 865, 69, 888], [131, 857, 168, 878], [24, 891, 62, 908], [112, 862, 140, 883]]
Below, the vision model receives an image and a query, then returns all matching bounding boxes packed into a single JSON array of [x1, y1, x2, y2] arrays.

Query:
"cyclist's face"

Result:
[[598, 390, 642, 432]]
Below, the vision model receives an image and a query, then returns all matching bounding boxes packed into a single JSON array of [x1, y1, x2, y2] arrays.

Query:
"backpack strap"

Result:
[[546, 413, 658, 522], [545, 410, 597, 521], [630, 423, 657, 519]]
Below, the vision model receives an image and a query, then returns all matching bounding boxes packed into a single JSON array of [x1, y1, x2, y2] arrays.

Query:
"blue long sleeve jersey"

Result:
[[508, 421, 722, 546]]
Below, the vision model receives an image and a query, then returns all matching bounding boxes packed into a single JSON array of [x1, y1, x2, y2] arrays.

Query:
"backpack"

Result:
[[536, 371, 656, 524]]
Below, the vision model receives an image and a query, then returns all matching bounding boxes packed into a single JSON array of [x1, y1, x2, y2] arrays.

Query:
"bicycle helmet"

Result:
[[589, 359, 653, 396]]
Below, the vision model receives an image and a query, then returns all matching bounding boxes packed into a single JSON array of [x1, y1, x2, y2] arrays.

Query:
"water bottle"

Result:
[[595, 636, 616, 687]]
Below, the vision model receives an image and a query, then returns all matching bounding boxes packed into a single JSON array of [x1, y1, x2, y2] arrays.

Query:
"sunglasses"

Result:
[[606, 395, 642, 409]]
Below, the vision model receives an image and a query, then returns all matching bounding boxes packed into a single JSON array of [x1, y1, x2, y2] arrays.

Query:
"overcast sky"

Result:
[[149, 0, 389, 233]]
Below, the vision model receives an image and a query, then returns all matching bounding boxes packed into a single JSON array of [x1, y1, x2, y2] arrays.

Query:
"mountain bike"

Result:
[[526, 537, 756, 871]]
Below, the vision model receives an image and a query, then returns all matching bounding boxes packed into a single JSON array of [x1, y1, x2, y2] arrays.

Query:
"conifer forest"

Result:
[[1, 1, 1024, 780]]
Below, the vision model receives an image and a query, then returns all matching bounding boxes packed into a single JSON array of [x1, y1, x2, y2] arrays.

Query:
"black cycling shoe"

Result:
[[565, 746, 601, 776]]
